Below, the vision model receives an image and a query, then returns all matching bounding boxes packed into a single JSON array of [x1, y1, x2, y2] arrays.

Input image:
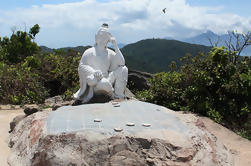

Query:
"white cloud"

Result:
[[0, 0, 251, 48]]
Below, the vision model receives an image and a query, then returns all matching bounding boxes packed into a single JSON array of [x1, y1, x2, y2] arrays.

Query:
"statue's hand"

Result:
[[94, 70, 103, 80], [110, 37, 118, 49]]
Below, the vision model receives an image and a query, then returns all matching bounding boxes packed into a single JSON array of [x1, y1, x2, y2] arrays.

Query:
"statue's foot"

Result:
[[72, 100, 83, 106], [111, 93, 126, 100]]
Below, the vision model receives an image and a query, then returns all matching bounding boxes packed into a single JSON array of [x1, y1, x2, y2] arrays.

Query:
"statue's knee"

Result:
[[96, 79, 113, 93], [117, 66, 128, 80], [121, 66, 128, 75], [87, 75, 97, 86], [115, 66, 128, 78]]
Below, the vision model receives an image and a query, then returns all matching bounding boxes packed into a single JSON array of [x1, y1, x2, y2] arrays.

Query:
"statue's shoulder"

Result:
[[83, 47, 95, 57]]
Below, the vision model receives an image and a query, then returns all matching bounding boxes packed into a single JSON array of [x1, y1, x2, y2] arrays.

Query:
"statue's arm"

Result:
[[113, 44, 125, 66], [109, 38, 125, 71], [78, 52, 96, 75]]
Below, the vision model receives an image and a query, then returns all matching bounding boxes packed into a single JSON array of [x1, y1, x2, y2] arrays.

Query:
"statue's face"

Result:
[[95, 29, 111, 47]]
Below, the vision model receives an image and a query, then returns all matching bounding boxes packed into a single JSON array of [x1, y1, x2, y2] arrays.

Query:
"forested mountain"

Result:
[[121, 39, 211, 73]]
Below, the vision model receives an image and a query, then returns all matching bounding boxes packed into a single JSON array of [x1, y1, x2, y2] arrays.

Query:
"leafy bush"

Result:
[[137, 47, 251, 139], [0, 62, 48, 104], [0, 25, 84, 104], [38, 52, 81, 98]]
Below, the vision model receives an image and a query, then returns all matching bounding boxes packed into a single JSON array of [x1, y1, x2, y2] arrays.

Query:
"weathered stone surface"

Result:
[[23, 105, 41, 116], [44, 96, 74, 110], [128, 70, 153, 91], [44, 95, 64, 107], [8, 100, 234, 166], [9, 115, 26, 133]]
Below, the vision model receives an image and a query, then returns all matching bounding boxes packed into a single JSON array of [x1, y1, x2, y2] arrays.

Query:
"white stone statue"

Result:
[[73, 24, 128, 103]]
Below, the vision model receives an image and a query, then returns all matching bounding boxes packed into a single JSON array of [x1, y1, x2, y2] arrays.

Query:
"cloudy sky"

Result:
[[0, 0, 250, 48]]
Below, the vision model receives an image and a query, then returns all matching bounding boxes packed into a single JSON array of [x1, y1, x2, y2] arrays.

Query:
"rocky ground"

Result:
[[197, 116, 251, 166], [0, 105, 24, 166], [0, 103, 251, 166]]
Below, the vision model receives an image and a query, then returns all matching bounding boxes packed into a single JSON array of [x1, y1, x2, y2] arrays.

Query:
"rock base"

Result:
[[8, 101, 234, 166]]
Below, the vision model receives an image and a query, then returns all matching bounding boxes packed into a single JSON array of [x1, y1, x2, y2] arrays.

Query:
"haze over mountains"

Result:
[[175, 31, 251, 56]]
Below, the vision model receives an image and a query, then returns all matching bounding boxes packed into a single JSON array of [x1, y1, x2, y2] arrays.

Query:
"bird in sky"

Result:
[[162, 8, 166, 13]]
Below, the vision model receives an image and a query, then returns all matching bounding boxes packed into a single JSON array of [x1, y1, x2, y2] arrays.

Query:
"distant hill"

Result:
[[121, 39, 211, 73], [40, 43, 125, 54], [40, 45, 91, 54], [181, 31, 251, 56], [40, 46, 54, 53]]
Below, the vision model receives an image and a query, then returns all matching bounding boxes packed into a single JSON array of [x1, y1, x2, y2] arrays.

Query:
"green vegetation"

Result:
[[137, 47, 251, 140], [121, 39, 211, 73], [0, 24, 40, 63], [0, 25, 84, 104]]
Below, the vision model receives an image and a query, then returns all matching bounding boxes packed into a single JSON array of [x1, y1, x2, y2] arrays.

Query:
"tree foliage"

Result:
[[0, 25, 83, 104], [0, 24, 40, 63], [137, 47, 251, 139]]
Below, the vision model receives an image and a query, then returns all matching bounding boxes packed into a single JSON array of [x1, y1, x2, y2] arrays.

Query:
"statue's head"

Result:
[[95, 23, 112, 48]]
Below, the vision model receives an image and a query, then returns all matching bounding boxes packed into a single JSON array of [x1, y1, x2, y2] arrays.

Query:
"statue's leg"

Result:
[[74, 65, 95, 102], [95, 78, 114, 95], [86, 74, 98, 86], [110, 66, 128, 98], [73, 67, 86, 99]]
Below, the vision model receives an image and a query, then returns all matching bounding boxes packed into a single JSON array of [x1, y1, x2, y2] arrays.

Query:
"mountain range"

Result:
[[177, 31, 251, 56], [40, 31, 250, 73], [121, 39, 210, 73], [41, 39, 210, 73]]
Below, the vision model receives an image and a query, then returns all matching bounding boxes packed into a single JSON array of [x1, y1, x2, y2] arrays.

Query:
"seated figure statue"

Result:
[[73, 24, 128, 103]]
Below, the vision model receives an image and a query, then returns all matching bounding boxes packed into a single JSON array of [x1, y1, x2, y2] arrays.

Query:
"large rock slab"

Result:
[[8, 100, 234, 166]]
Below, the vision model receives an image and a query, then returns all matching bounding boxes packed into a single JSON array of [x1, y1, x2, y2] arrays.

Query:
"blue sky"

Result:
[[0, 0, 250, 48], [187, 0, 251, 17], [1, 0, 249, 16]]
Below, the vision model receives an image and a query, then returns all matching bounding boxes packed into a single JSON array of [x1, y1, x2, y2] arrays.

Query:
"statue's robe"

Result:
[[73, 47, 127, 103]]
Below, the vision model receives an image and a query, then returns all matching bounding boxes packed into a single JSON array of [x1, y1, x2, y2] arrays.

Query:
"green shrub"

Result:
[[0, 62, 48, 104], [137, 47, 251, 139]]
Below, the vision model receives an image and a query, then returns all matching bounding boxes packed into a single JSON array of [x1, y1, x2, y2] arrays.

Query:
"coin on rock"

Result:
[[113, 103, 120, 107], [142, 123, 151, 127], [126, 122, 135, 126], [111, 102, 119, 105], [94, 119, 102, 122], [114, 128, 123, 132]]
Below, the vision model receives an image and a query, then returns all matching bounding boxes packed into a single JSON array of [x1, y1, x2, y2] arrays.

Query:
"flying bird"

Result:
[[162, 8, 166, 13]]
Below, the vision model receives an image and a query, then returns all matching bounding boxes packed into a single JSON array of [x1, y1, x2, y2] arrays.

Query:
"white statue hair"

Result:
[[94, 24, 111, 47]]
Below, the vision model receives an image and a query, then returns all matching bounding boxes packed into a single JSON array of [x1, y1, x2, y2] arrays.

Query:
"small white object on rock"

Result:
[[114, 128, 123, 132], [142, 123, 151, 127], [111, 102, 119, 105], [94, 119, 102, 122], [113, 103, 120, 107], [126, 122, 135, 126]]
